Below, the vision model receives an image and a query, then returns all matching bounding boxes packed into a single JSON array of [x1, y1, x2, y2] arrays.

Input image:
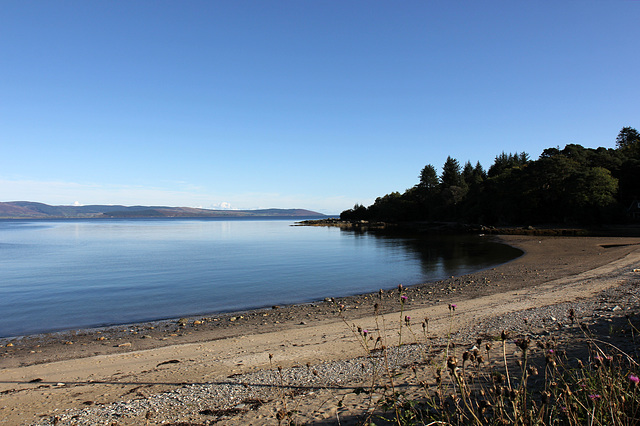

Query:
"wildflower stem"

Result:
[[502, 338, 512, 390]]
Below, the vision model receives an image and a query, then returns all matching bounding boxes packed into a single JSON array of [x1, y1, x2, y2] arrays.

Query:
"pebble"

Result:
[[26, 274, 640, 426]]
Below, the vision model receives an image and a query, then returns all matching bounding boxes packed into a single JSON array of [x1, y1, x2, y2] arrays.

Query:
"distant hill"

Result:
[[0, 201, 327, 219]]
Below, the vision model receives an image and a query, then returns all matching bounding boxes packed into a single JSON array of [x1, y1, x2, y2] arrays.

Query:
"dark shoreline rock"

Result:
[[296, 219, 640, 237]]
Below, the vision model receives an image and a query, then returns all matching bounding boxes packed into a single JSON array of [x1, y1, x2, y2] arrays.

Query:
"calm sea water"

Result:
[[0, 218, 521, 338]]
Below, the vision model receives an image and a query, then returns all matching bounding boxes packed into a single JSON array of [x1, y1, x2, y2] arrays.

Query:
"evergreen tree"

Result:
[[418, 164, 439, 190], [488, 151, 530, 177], [339, 128, 636, 225], [440, 156, 464, 188], [616, 127, 640, 150], [616, 127, 640, 159]]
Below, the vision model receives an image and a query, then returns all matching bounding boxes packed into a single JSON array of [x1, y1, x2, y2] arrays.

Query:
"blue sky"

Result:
[[1, 1, 638, 214]]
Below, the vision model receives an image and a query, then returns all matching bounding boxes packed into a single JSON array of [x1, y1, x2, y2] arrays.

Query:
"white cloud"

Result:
[[212, 202, 234, 210]]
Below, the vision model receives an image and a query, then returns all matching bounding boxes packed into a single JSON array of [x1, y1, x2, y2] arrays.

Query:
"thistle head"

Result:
[[447, 356, 458, 373], [515, 337, 530, 353]]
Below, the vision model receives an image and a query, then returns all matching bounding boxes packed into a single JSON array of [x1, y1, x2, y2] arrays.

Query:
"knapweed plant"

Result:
[[334, 292, 640, 426]]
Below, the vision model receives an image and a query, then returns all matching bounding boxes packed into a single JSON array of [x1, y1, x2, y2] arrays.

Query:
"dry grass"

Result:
[[272, 287, 640, 425]]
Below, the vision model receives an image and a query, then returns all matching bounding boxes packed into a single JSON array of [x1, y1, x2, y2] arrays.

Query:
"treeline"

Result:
[[341, 127, 640, 225]]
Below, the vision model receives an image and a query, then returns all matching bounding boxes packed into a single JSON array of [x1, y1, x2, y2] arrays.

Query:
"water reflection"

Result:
[[0, 219, 523, 337], [339, 228, 522, 279]]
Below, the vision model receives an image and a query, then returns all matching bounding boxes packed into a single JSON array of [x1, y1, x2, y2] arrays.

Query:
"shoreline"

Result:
[[0, 234, 523, 363], [1, 235, 633, 367], [0, 235, 636, 367], [0, 222, 517, 343], [2, 235, 640, 425]]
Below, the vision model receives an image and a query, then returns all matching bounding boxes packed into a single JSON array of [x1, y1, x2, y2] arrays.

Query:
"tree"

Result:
[[418, 164, 439, 190], [462, 161, 474, 185], [560, 144, 588, 163], [440, 157, 468, 210], [340, 203, 368, 221], [488, 151, 530, 177], [540, 147, 561, 159], [616, 127, 640, 150], [440, 156, 464, 188], [368, 192, 413, 221], [463, 161, 485, 187], [618, 159, 640, 205], [616, 127, 640, 159], [570, 167, 618, 208], [339, 128, 633, 225]]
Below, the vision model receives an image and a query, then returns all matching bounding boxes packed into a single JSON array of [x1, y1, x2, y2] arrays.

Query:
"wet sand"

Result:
[[1, 235, 640, 425]]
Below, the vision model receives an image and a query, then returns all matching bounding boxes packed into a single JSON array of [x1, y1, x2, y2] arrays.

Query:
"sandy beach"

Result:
[[2, 234, 640, 425]]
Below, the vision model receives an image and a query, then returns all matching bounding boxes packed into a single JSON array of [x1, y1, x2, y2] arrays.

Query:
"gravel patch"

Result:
[[29, 275, 640, 426]]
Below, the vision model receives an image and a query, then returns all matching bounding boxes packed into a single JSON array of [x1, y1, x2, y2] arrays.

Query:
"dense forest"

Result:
[[341, 127, 640, 225]]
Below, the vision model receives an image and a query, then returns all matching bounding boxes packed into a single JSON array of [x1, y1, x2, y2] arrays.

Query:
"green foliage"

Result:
[[341, 203, 369, 221], [571, 167, 618, 208], [488, 151, 530, 178], [463, 161, 486, 188], [441, 156, 465, 188], [341, 127, 639, 225], [616, 126, 640, 152], [418, 164, 439, 190]]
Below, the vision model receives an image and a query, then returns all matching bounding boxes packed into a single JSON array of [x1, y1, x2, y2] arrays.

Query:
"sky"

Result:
[[1, 1, 639, 214]]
